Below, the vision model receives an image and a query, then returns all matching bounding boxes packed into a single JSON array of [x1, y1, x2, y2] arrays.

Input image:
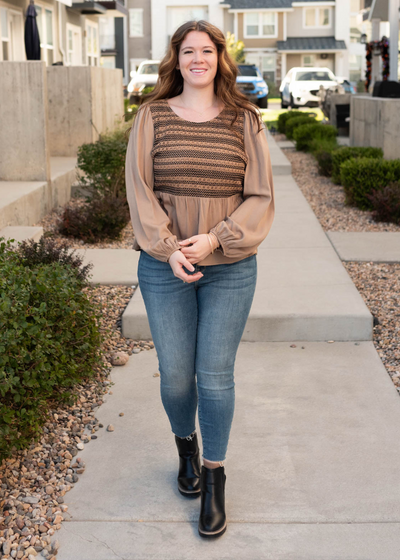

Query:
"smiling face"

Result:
[[177, 30, 219, 89]]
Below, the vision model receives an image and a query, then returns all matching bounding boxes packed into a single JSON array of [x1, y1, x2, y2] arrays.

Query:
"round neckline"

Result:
[[164, 98, 226, 123]]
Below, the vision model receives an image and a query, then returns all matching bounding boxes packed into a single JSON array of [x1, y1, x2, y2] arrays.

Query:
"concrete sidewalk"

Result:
[[50, 130, 400, 560], [56, 342, 400, 560]]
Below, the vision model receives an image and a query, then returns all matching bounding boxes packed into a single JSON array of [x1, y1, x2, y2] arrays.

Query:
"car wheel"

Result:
[[281, 94, 289, 109], [290, 94, 297, 109], [257, 96, 268, 109]]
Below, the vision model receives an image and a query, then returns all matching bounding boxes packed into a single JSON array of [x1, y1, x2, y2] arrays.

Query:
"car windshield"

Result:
[[138, 64, 159, 75], [238, 66, 258, 77], [295, 71, 334, 81]]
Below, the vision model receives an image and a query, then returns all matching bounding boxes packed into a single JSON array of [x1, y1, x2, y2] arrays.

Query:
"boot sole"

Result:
[[178, 487, 201, 498], [198, 521, 227, 538]]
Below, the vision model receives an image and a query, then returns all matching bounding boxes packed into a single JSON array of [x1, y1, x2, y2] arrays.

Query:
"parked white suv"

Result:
[[280, 67, 338, 108], [127, 60, 160, 105]]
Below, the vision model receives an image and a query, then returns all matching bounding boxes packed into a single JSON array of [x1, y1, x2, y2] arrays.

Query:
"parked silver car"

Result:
[[280, 67, 338, 108], [127, 60, 160, 105]]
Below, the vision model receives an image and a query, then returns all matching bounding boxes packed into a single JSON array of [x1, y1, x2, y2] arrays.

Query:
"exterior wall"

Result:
[[287, 53, 302, 70], [47, 66, 124, 156], [151, 0, 224, 60], [350, 96, 400, 159], [127, 0, 151, 62], [223, 9, 234, 35], [286, 5, 334, 38], [0, 61, 50, 181]]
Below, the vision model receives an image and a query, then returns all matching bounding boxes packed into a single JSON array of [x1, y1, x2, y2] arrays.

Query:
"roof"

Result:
[[277, 37, 347, 51], [220, 1, 293, 8], [220, 0, 334, 8]]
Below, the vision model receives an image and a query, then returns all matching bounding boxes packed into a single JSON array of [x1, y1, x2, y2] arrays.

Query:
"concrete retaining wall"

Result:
[[0, 61, 51, 182], [47, 66, 124, 157], [350, 95, 400, 159]]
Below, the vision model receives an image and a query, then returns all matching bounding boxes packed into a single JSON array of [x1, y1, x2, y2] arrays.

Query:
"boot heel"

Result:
[[198, 465, 227, 538]]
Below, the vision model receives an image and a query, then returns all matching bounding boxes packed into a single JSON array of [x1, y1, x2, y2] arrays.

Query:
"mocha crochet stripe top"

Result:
[[125, 98, 275, 266]]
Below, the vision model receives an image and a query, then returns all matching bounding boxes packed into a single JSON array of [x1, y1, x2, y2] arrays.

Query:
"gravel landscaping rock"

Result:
[[283, 147, 400, 233]]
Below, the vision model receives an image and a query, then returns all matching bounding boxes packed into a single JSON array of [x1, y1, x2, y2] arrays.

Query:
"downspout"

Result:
[[58, 0, 66, 63]]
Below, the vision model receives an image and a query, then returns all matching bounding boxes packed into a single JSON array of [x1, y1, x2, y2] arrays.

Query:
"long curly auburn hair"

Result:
[[126, 19, 264, 136]]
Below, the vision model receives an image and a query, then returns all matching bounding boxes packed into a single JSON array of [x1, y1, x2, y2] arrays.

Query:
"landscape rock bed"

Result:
[[283, 147, 400, 232], [0, 285, 153, 559], [343, 262, 400, 388]]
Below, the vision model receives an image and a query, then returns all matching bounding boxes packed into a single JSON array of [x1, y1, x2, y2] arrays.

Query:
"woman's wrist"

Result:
[[208, 231, 219, 251]]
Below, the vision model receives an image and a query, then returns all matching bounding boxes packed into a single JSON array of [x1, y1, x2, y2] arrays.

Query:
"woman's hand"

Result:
[[168, 250, 204, 283], [178, 234, 218, 265]]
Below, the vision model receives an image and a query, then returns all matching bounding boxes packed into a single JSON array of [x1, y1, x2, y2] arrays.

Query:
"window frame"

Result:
[[303, 7, 332, 29], [85, 19, 99, 67], [33, 3, 55, 64], [302, 54, 316, 67], [243, 11, 278, 39], [129, 8, 143, 38]]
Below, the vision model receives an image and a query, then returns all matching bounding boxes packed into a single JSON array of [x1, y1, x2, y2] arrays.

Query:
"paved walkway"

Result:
[[3, 133, 400, 558]]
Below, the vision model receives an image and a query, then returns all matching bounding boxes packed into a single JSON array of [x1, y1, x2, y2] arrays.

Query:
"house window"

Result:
[[304, 7, 331, 28], [86, 21, 99, 66], [34, 5, 54, 64], [303, 54, 316, 67], [1, 7, 9, 60], [99, 17, 115, 51], [244, 12, 277, 38], [129, 9, 143, 37]]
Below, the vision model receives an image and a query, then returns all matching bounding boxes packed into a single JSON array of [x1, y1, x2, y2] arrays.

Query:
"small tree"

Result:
[[226, 32, 245, 63]]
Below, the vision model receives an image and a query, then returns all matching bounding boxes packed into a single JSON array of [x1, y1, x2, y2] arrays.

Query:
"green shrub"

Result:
[[367, 182, 400, 224], [77, 127, 129, 199], [59, 195, 130, 243], [310, 138, 339, 176], [285, 115, 317, 139], [16, 236, 93, 284], [293, 123, 337, 152], [0, 237, 105, 460], [277, 110, 301, 133], [331, 147, 383, 184], [124, 103, 139, 123], [340, 157, 400, 210]]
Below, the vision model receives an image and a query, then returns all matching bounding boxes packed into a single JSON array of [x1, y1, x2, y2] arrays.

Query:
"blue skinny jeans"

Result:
[[137, 250, 257, 462]]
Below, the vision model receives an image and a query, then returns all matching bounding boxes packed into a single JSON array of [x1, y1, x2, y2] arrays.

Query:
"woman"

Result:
[[125, 20, 275, 539]]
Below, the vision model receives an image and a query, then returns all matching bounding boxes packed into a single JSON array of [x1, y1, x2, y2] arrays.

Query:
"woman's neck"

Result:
[[178, 83, 218, 111]]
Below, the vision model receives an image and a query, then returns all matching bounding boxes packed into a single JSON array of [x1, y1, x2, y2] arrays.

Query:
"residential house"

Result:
[[0, 0, 131, 83], [150, 0, 225, 60], [220, 0, 350, 84]]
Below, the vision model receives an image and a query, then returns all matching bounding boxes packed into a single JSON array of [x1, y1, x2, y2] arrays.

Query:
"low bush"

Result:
[[59, 195, 130, 243], [340, 157, 400, 210], [293, 123, 337, 152], [285, 115, 317, 140], [309, 138, 339, 176], [0, 237, 105, 460], [76, 127, 128, 199], [367, 182, 400, 224], [16, 236, 93, 283], [277, 110, 301, 133], [331, 147, 383, 184]]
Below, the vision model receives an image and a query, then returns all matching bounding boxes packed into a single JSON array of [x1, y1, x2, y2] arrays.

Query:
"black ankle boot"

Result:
[[174, 431, 201, 498], [198, 465, 227, 538]]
